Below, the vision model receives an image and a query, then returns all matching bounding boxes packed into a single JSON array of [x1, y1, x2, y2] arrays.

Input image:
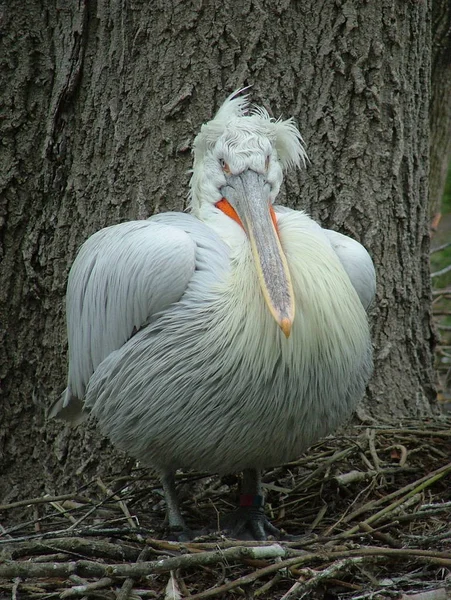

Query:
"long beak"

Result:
[[221, 170, 295, 337]]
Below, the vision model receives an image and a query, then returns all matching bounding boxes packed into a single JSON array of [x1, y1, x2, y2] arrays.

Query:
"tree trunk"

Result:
[[0, 0, 436, 506]]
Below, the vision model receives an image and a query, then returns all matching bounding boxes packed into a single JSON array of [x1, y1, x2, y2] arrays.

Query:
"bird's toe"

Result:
[[221, 507, 281, 541], [167, 525, 195, 542]]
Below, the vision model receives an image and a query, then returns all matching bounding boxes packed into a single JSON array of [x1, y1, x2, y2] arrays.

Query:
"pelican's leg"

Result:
[[160, 471, 191, 539], [222, 468, 281, 540]]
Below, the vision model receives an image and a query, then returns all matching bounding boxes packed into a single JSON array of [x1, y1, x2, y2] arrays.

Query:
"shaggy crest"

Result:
[[193, 90, 307, 171]]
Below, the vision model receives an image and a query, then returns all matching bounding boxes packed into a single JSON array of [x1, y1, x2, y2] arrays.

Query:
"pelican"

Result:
[[52, 91, 375, 539]]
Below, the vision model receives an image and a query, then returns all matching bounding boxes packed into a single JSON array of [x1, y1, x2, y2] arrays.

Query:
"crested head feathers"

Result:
[[193, 90, 307, 171]]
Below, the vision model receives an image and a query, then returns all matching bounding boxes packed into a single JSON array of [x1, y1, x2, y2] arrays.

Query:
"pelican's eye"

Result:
[[220, 158, 231, 174]]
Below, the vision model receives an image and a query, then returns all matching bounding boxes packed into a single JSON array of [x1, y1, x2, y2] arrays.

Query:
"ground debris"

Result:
[[1, 420, 451, 599]]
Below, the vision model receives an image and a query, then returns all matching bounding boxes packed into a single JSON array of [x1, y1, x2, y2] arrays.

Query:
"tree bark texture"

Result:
[[0, 0, 436, 505], [429, 0, 451, 219]]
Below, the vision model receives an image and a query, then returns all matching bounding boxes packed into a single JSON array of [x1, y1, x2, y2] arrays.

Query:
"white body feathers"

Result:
[[62, 208, 374, 474], [59, 91, 375, 477]]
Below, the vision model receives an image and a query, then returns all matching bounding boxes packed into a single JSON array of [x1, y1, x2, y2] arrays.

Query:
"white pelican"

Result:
[[52, 91, 375, 539]]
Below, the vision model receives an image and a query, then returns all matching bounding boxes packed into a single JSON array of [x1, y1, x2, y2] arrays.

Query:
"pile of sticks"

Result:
[[1, 421, 451, 599]]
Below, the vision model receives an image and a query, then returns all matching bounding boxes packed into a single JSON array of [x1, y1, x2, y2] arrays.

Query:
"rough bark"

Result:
[[430, 0, 451, 220], [0, 0, 436, 506]]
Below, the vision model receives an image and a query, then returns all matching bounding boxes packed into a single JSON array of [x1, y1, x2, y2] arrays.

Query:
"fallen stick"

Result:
[[279, 557, 364, 600], [7, 537, 141, 562], [1, 546, 451, 581], [60, 576, 113, 598], [183, 548, 451, 600], [116, 546, 153, 600], [339, 465, 451, 537], [400, 589, 449, 600], [0, 494, 90, 512], [338, 460, 451, 529], [0, 543, 288, 579]]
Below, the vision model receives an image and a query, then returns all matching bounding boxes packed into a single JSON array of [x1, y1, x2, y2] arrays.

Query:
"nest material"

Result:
[[1, 420, 451, 599]]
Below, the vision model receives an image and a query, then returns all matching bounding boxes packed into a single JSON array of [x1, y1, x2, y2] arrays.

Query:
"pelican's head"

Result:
[[189, 90, 307, 337]]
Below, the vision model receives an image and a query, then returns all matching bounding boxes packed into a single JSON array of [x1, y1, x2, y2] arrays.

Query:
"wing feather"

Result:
[[323, 229, 376, 311], [60, 220, 197, 412]]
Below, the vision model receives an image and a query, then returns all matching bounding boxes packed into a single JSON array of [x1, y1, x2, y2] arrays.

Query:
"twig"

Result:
[[2, 547, 451, 581], [0, 544, 288, 579], [358, 521, 401, 548], [149, 539, 283, 552], [96, 478, 143, 542], [386, 444, 408, 467], [431, 264, 451, 278], [49, 500, 79, 525], [0, 494, 89, 512], [116, 546, 153, 600], [62, 481, 134, 533], [288, 448, 354, 494], [339, 460, 451, 526], [399, 589, 449, 600], [431, 241, 451, 254], [389, 427, 451, 436], [176, 548, 451, 600], [253, 572, 284, 596], [60, 577, 113, 598], [338, 465, 451, 537], [7, 537, 141, 562], [334, 470, 377, 486], [11, 577, 21, 600], [421, 500, 451, 511], [280, 558, 364, 599], [366, 429, 382, 471], [432, 287, 451, 296], [406, 528, 451, 545], [116, 577, 135, 600], [33, 552, 69, 562], [0, 527, 153, 545]]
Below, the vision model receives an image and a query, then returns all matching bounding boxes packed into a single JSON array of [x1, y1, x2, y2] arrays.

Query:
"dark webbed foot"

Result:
[[222, 505, 281, 540], [161, 468, 286, 541], [167, 525, 195, 542], [221, 468, 281, 540]]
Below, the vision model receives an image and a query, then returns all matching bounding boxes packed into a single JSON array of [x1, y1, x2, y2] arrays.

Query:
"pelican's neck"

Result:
[[192, 200, 248, 250]]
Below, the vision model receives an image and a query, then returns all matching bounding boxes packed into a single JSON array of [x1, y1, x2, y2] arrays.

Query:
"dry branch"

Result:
[[431, 264, 451, 278], [2, 546, 451, 582], [60, 576, 113, 598], [280, 558, 364, 600], [0, 495, 91, 512], [431, 242, 451, 254], [177, 548, 451, 600], [400, 590, 450, 600], [6, 537, 141, 562], [337, 460, 451, 528], [0, 544, 288, 579]]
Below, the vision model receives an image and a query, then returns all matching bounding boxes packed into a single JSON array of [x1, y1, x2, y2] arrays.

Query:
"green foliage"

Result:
[[431, 165, 451, 290], [431, 165, 451, 378], [443, 165, 451, 214]]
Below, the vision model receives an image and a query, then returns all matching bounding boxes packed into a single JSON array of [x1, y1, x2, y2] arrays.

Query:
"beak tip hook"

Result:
[[280, 318, 292, 338]]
